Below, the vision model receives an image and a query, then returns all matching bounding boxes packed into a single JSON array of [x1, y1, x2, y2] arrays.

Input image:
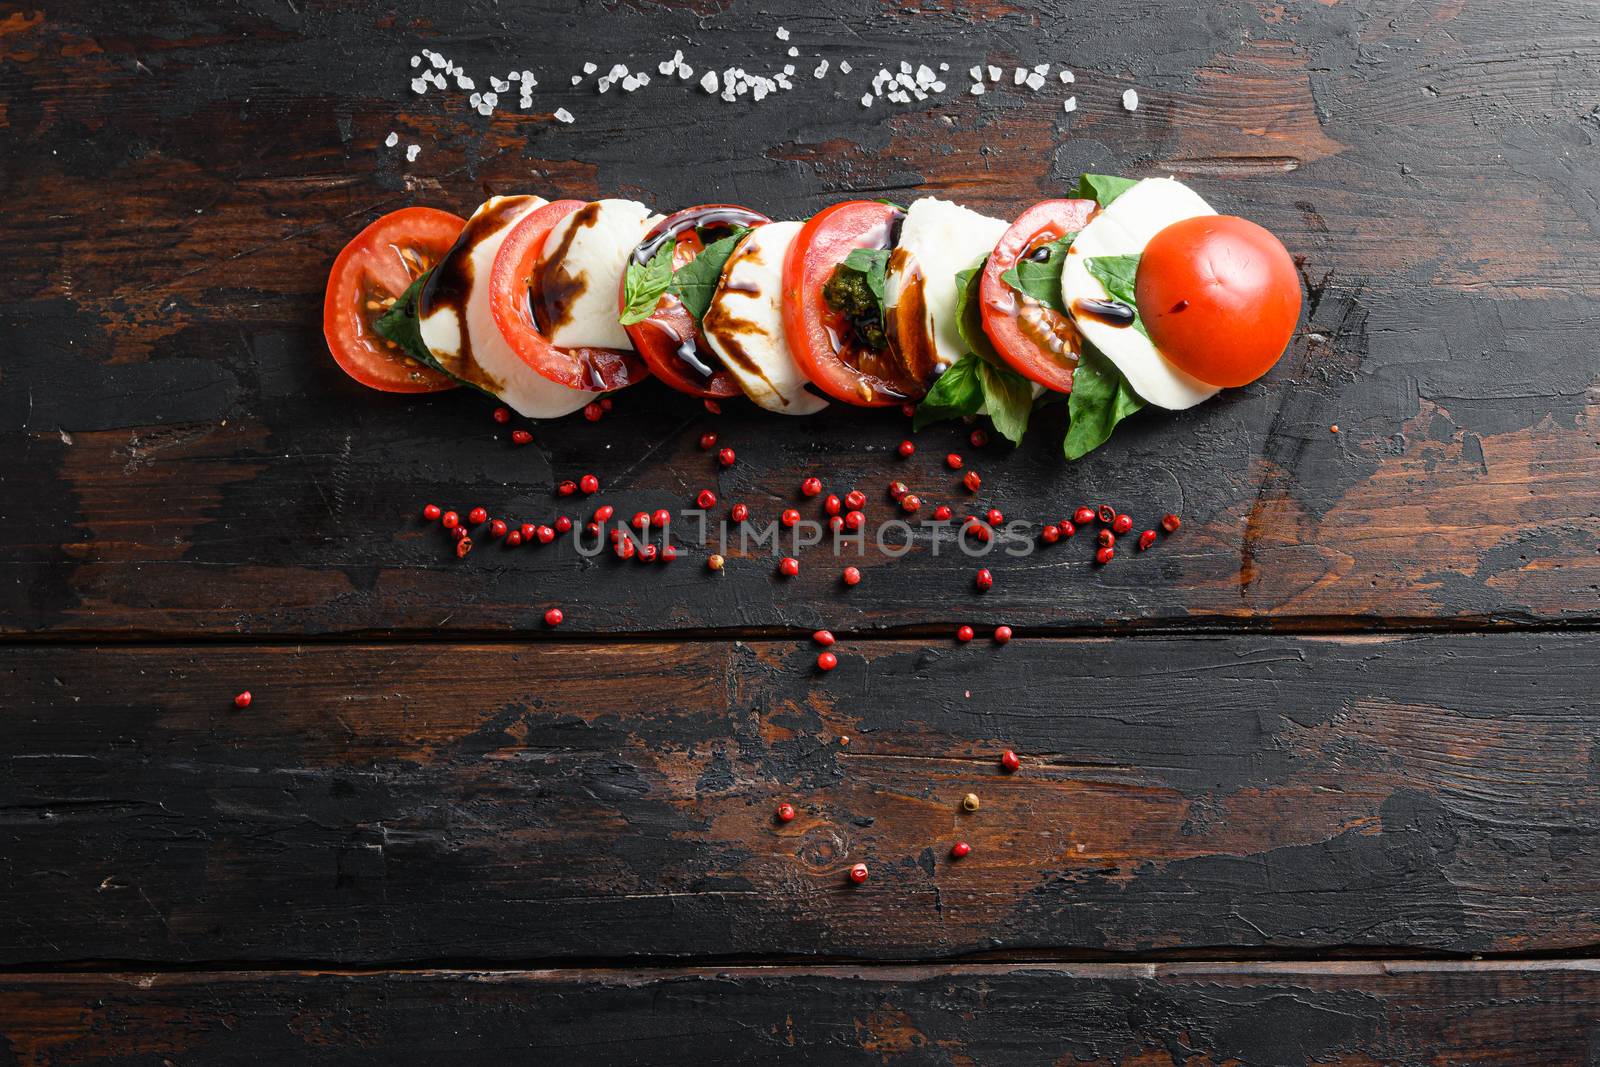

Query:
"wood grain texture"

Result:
[[3, 634, 1594, 965], [3, 0, 1598, 637], [3, 961, 1598, 1066]]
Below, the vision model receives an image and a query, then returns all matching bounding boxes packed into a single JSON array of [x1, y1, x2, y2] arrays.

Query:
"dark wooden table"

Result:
[[3, 1, 1598, 1062]]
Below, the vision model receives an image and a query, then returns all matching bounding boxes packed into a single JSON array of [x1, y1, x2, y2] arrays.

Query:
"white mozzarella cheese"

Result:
[[419, 196, 600, 418], [884, 197, 1009, 371], [1060, 177, 1221, 410], [538, 198, 660, 350], [702, 221, 827, 416]]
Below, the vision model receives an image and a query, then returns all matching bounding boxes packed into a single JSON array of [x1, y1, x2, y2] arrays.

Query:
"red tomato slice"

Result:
[[1136, 214, 1302, 388], [619, 205, 769, 399], [489, 200, 650, 392], [323, 207, 464, 393], [781, 200, 909, 407], [979, 198, 1097, 393]]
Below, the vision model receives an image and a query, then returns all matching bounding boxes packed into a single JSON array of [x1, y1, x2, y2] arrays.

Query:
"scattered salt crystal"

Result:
[[1033, 62, 1049, 75], [410, 77, 427, 94], [839, 60, 852, 73], [410, 55, 420, 68], [1059, 69, 1074, 83], [457, 75, 475, 90], [939, 62, 949, 71], [775, 26, 790, 40], [583, 62, 597, 74], [554, 107, 575, 124], [637, 72, 650, 86], [788, 46, 798, 57], [484, 92, 498, 106], [598, 78, 612, 93], [384, 131, 399, 147], [916, 63, 935, 85], [1025, 72, 1045, 91], [701, 70, 719, 93], [1013, 67, 1026, 85], [814, 59, 829, 77], [970, 82, 985, 95], [861, 93, 873, 107], [1122, 88, 1139, 110], [571, 74, 582, 85], [405, 144, 420, 162], [931, 80, 945, 92], [900, 60, 911, 74], [470, 92, 482, 107], [524, 71, 537, 85], [678, 64, 693, 79], [969, 65, 982, 80], [659, 59, 674, 75], [987, 65, 1001, 81], [430, 53, 446, 69], [784, 63, 795, 76], [1063, 95, 1077, 113]]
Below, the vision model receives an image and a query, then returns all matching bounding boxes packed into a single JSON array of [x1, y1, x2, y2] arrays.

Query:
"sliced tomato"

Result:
[[323, 207, 464, 392], [780, 200, 908, 407], [979, 198, 1097, 393], [489, 200, 649, 391], [619, 205, 769, 399]]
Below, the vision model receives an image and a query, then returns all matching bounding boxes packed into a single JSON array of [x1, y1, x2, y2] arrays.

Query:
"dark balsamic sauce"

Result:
[[1072, 297, 1137, 328]]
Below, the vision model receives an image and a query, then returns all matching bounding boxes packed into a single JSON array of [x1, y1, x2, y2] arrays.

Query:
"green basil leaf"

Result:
[[977, 359, 1033, 445], [371, 270, 461, 384], [618, 240, 675, 326], [841, 247, 891, 306], [671, 227, 751, 323], [1063, 342, 1145, 460], [1084, 253, 1148, 337], [913, 352, 984, 431], [998, 234, 1073, 314], [1076, 173, 1139, 208], [953, 255, 1001, 365]]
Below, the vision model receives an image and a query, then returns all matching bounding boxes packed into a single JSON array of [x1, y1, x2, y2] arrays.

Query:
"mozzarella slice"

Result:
[[884, 197, 1009, 372], [1060, 177, 1221, 410], [537, 198, 660, 349], [419, 196, 600, 418], [702, 222, 827, 416]]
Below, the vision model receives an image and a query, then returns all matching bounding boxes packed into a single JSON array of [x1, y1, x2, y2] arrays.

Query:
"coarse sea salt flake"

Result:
[[411, 77, 427, 94], [1025, 72, 1045, 90], [701, 70, 719, 93], [839, 60, 852, 73], [1033, 63, 1049, 75], [776, 26, 790, 40], [411, 55, 420, 68], [1063, 95, 1077, 112], [1059, 69, 1074, 83], [1013, 67, 1026, 85], [988, 65, 1001, 81], [1122, 88, 1139, 110], [861, 93, 873, 107], [583, 62, 597, 74], [970, 82, 985, 95], [784, 63, 795, 76], [571, 74, 582, 85], [969, 65, 982, 80], [406, 144, 420, 162], [932, 80, 945, 92], [788, 46, 798, 57], [916, 63, 935, 84], [814, 59, 829, 77], [555, 107, 575, 124], [384, 131, 399, 147]]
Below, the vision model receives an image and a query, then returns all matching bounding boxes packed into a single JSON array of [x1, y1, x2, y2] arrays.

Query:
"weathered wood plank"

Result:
[[3, 961, 1597, 1066], [2, 635, 1594, 964], [3, 1, 1598, 637]]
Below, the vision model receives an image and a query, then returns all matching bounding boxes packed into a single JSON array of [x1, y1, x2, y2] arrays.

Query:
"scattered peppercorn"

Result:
[[779, 556, 800, 577], [1138, 529, 1157, 551], [823, 494, 842, 516], [849, 863, 869, 884], [638, 544, 658, 563], [1096, 545, 1115, 565], [455, 536, 473, 558], [233, 690, 252, 709], [703, 399, 722, 414], [544, 607, 563, 627], [950, 841, 971, 859], [817, 650, 838, 671], [1097, 504, 1116, 525], [1161, 513, 1182, 533], [731, 502, 749, 522], [946, 453, 963, 470], [599, 397, 613, 413], [844, 510, 864, 531], [844, 490, 866, 511], [422, 504, 441, 521], [1000, 750, 1020, 772], [1097, 529, 1116, 549], [1059, 520, 1076, 538], [583, 402, 603, 422], [555, 516, 572, 534], [956, 625, 974, 642], [660, 544, 678, 562], [1111, 513, 1133, 535], [842, 566, 862, 586], [557, 480, 578, 497], [536, 525, 556, 544], [897, 439, 915, 457], [511, 429, 533, 446], [887, 480, 909, 500], [487, 519, 506, 539], [697, 489, 718, 509], [900, 494, 921, 514], [1040, 523, 1061, 545], [594, 504, 614, 523], [579, 474, 599, 494], [781, 508, 801, 527], [776, 803, 796, 823], [707, 553, 725, 571], [985, 507, 1004, 527], [961, 793, 981, 812], [933, 505, 952, 521], [994, 625, 1013, 644], [969, 429, 989, 448], [962, 471, 982, 493], [801, 477, 822, 497], [652, 508, 671, 528], [699, 432, 718, 451], [717, 447, 736, 467], [492, 406, 511, 424], [505, 530, 523, 547], [468, 506, 488, 525]]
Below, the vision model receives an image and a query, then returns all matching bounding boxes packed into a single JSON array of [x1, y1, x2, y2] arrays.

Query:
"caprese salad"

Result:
[[323, 174, 1301, 458]]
